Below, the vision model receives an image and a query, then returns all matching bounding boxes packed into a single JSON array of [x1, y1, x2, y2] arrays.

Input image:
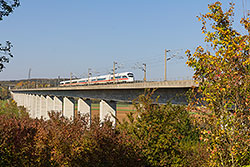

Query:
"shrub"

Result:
[[0, 111, 144, 167], [0, 114, 39, 166], [0, 99, 27, 118], [119, 90, 204, 166]]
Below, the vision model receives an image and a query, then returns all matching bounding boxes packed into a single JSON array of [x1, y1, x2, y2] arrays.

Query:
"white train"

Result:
[[59, 72, 134, 86]]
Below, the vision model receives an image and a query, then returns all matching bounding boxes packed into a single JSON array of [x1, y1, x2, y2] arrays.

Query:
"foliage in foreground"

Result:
[[0, 99, 27, 118], [0, 111, 144, 167], [119, 90, 207, 167], [0, 95, 204, 167], [0, 85, 10, 100], [186, 1, 250, 166]]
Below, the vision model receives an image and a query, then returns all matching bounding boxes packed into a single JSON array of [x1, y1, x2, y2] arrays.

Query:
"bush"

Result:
[[0, 114, 39, 166], [0, 92, 209, 166], [0, 111, 144, 167], [0, 99, 27, 118], [118, 90, 205, 166]]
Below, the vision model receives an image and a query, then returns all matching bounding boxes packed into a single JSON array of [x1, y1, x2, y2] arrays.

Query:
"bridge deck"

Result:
[[11, 80, 197, 103], [13, 80, 197, 91]]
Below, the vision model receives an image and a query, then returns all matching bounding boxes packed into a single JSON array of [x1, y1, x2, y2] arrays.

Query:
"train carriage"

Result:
[[59, 72, 134, 86]]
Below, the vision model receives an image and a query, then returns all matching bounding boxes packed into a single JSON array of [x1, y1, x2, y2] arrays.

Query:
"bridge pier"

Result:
[[26, 94, 31, 117], [63, 97, 75, 119], [35, 95, 40, 118], [100, 100, 116, 126], [19, 93, 25, 107], [30, 94, 36, 118], [27, 94, 32, 115], [24, 94, 28, 111], [12, 94, 20, 106], [46, 96, 54, 117], [53, 96, 63, 114], [40, 95, 47, 119], [12, 94, 89, 121], [77, 98, 91, 124], [13, 93, 24, 107], [12, 93, 121, 127]]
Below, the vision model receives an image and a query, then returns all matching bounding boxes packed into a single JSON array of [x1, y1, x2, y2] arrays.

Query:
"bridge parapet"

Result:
[[12, 80, 197, 91]]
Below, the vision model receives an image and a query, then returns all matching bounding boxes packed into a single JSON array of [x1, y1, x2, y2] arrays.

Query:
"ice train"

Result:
[[59, 72, 134, 86]]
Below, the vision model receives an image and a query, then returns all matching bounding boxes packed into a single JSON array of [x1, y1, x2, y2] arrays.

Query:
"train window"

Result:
[[79, 80, 86, 83], [97, 78, 105, 81], [72, 81, 77, 83], [115, 76, 121, 79], [127, 73, 134, 77], [122, 76, 127, 78], [91, 79, 96, 81]]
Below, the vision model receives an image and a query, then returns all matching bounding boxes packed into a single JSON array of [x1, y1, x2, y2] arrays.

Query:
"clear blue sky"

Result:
[[0, 0, 249, 81]]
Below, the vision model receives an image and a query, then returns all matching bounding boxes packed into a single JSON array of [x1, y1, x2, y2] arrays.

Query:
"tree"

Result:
[[0, 0, 20, 20], [0, 0, 20, 72], [186, 1, 250, 166], [0, 41, 13, 72]]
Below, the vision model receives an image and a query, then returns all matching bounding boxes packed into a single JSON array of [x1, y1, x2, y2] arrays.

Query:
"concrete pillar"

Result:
[[40, 95, 47, 119], [23, 94, 28, 110], [46, 96, 54, 117], [12, 93, 21, 106], [53, 96, 63, 114], [100, 100, 116, 126], [26, 94, 32, 115], [18, 93, 25, 107], [23, 94, 27, 108], [78, 98, 91, 124], [17, 94, 21, 106], [35, 95, 40, 119], [63, 97, 75, 119], [30, 94, 36, 118]]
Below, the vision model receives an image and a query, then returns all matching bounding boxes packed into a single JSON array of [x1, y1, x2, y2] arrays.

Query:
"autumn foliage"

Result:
[[0, 95, 200, 166], [0, 109, 144, 166], [119, 90, 206, 167], [186, 1, 250, 166]]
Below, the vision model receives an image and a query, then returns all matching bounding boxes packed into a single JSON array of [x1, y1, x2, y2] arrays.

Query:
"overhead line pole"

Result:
[[164, 49, 170, 81], [28, 68, 31, 79], [113, 61, 117, 83], [143, 63, 146, 82], [70, 72, 72, 84], [28, 68, 31, 88], [88, 68, 91, 84]]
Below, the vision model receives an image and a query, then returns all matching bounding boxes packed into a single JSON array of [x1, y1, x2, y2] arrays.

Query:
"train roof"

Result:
[[60, 72, 134, 84]]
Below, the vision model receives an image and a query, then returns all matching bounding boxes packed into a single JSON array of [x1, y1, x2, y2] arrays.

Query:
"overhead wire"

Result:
[[78, 47, 193, 80]]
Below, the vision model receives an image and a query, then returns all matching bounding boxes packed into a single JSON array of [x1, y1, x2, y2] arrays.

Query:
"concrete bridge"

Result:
[[11, 80, 197, 124]]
